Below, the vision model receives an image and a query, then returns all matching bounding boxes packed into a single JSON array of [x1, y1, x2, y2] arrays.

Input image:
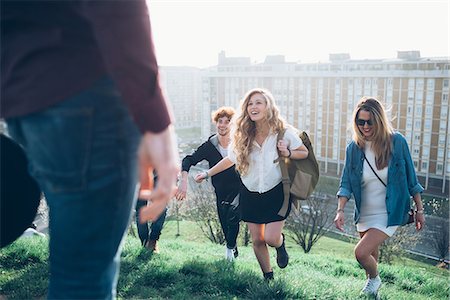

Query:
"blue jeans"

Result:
[[135, 199, 167, 244], [7, 77, 141, 299]]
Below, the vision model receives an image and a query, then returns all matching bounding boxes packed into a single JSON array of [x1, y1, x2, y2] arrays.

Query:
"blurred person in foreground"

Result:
[[176, 107, 242, 261], [1, 1, 179, 299], [334, 97, 424, 297]]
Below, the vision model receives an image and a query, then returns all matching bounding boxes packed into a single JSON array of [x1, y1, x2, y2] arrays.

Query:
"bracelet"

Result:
[[287, 148, 292, 158], [204, 171, 209, 179], [337, 208, 345, 213], [415, 209, 424, 214]]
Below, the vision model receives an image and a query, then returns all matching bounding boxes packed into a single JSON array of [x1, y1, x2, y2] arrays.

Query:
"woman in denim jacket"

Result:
[[334, 97, 425, 297]]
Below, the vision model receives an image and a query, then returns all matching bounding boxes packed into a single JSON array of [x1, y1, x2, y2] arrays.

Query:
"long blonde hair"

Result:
[[352, 97, 393, 169], [233, 88, 285, 175]]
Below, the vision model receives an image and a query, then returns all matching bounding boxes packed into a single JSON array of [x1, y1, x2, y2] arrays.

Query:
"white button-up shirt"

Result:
[[228, 127, 303, 193]]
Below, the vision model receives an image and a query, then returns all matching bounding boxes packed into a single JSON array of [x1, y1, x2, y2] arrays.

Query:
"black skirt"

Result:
[[240, 181, 291, 224]]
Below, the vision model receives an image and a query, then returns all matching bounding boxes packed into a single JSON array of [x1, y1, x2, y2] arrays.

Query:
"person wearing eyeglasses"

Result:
[[333, 97, 425, 297]]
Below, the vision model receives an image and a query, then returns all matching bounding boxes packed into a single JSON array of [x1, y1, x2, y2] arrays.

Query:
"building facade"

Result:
[[160, 66, 202, 130], [201, 51, 450, 195]]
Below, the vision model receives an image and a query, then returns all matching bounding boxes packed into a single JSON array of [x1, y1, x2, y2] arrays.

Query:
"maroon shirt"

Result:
[[1, 0, 171, 133]]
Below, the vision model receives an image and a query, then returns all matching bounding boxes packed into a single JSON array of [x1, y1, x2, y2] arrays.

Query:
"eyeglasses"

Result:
[[356, 119, 373, 126]]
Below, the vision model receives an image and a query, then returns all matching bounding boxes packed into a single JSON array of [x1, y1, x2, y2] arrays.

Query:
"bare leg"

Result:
[[264, 220, 285, 248], [355, 229, 388, 278], [247, 223, 272, 273]]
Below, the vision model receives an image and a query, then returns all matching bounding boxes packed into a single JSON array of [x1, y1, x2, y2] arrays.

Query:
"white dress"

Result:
[[356, 142, 398, 237]]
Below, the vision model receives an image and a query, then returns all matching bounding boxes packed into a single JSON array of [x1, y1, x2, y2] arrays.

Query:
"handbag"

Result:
[[363, 152, 414, 225], [275, 129, 320, 217]]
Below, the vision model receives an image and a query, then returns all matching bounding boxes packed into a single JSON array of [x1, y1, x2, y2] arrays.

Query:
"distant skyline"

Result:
[[148, 0, 449, 68]]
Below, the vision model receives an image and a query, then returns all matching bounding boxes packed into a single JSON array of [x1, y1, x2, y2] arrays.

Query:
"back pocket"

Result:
[[20, 107, 93, 194]]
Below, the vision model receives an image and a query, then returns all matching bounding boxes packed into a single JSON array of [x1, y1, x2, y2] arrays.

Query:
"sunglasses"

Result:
[[356, 119, 373, 126]]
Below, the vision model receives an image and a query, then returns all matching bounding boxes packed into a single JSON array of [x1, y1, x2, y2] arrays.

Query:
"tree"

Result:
[[423, 196, 449, 266], [379, 225, 419, 264], [285, 193, 333, 253], [184, 179, 225, 244], [431, 220, 449, 266]]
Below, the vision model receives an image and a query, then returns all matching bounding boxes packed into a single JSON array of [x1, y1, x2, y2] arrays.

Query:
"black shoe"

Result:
[[263, 271, 274, 281], [234, 246, 239, 258], [276, 233, 289, 269]]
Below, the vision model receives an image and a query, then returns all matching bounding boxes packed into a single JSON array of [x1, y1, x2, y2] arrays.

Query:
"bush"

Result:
[[183, 177, 225, 244], [285, 193, 333, 253], [379, 225, 419, 264]]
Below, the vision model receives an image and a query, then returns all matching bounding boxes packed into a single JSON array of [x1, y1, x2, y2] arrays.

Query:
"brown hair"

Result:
[[351, 97, 393, 169], [211, 106, 235, 123]]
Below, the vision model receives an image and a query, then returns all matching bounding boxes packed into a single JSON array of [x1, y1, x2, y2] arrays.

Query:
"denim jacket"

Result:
[[337, 132, 424, 226]]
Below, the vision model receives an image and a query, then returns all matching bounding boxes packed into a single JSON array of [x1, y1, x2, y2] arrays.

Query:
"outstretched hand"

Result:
[[194, 172, 207, 183]]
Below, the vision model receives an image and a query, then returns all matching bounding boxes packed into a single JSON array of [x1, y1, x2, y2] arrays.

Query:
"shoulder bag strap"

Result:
[[274, 129, 291, 216], [363, 151, 387, 187]]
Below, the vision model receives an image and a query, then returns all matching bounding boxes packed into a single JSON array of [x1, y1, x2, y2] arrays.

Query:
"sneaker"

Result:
[[276, 233, 289, 268], [361, 275, 382, 296], [225, 247, 235, 261], [233, 246, 239, 258], [145, 239, 160, 254], [263, 271, 274, 281]]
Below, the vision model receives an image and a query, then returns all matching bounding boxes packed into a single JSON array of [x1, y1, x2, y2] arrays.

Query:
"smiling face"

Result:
[[356, 109, 374, 139], [246, 92, 268, 123], [216, 116, 231, 137]]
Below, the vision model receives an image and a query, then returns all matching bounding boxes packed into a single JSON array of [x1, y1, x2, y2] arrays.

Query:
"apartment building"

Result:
[[201, 51, 449, 195], [160, 66, 202, 130]]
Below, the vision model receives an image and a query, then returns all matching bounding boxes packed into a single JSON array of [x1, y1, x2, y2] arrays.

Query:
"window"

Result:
[[421, 162, 428, 170], [415, 107, 422, 115], [424, 119, 432, 130], [437, 164, 443, 175], [444, 79, 449, 88]]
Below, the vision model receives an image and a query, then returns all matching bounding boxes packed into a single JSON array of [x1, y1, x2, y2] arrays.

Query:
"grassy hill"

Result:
[[1, 220, 448, 299]]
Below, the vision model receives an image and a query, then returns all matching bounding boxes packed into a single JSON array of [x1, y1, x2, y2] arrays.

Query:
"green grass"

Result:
[[1, 220, 448, 299]]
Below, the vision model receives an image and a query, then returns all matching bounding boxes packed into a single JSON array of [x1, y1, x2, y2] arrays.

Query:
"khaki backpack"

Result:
[[275, 129, 320, 217]]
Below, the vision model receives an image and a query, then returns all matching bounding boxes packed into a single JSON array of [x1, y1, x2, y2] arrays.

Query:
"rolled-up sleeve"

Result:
[[400, 135, 424, 196], [81, 0, 171, 133], [336, 144, 352, 199]]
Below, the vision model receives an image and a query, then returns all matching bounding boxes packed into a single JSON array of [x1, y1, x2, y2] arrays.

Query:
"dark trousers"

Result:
[[216, 198, 240, 249], [135, 199, 167, 245]]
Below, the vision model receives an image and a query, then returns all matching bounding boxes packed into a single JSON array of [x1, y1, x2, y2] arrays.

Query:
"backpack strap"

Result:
[[274, 128, 291, 217]]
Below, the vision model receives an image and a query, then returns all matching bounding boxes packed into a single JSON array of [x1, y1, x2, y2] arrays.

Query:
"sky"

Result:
[[147, 0, 449, 68]]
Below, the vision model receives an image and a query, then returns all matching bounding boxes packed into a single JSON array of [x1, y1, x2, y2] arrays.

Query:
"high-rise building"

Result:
[[201, 51, 449, 195], [160, 66, 202, 130]]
